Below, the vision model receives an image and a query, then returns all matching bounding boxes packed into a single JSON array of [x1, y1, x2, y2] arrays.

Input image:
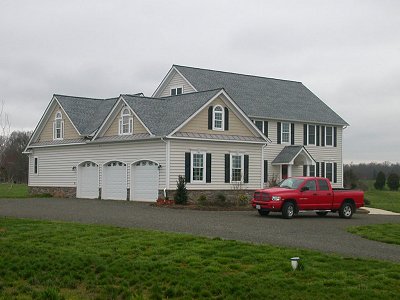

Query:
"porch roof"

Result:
[[271, 146, 315, 165]]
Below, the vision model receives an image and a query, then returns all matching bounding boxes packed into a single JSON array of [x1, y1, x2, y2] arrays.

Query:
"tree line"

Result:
[[344, 162, 400, 180]]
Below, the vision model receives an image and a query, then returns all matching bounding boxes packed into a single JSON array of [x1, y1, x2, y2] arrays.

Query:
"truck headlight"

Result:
[[271, 196, 281, 201]]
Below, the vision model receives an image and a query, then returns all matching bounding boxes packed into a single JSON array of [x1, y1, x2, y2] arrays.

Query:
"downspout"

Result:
[[161, 137, 170, 196]]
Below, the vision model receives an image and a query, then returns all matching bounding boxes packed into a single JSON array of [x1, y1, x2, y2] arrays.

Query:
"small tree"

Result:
[[175, 175, 188, 204], [387, 173, 400, 191], [374, 171, 386, 190]]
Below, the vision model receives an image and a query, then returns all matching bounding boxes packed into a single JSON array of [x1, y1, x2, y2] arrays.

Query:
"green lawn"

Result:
[[0, 183, 29, 198], [348, 223, 400, 246], [1, 218, 400, 299], [362, 180, 400, 213]]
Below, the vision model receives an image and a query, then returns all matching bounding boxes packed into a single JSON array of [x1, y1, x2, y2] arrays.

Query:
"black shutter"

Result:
[[316, 126, 320, 146], [303, 124, 308, 145], [321, 162, 325, 178], [334, 163, 338, 183], [185, 152, 191, 183], [208, 106, 213, 130], [206, 153, 212, 183], [303, 165, 307, 176], [316, 162, 320, 177], [225, 154, 230, 183], [224, 107, 229, 131], [291, 123, 295, 145], [334, 127, 337, 147], [277, 122, 281, 144], [263, 121, 268, 137], [321, 126, 325, 147], [264, 160, 268, 183], [244, 155, 249, 183]]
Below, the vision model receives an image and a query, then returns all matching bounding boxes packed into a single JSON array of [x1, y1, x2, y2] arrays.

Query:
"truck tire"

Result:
[[258, 210, 270, 216], [339, 202, 354, 219], [316, 211, 328, 217], [282, 202, 295, 219]]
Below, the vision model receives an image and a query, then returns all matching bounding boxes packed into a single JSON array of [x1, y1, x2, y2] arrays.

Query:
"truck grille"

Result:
[[253, 192, 271, 201]]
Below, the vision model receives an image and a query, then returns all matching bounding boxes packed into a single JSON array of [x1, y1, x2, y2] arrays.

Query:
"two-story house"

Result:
[[24, 65, 348, 202]]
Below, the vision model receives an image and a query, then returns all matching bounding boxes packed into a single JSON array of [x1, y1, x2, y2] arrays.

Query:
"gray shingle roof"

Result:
[[174, 65, 348, 126], [122, 89, 222, 136], [55, 95, 118, 135], [272, 146, 308, 164]]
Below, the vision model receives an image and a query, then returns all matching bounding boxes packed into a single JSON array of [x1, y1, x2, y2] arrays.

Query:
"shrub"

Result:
[[197, 194, 207, 206], [215, 193, 226, 206], [374, 171, 386, 190], [364, 198, 371, 205], [175, 175, 188, 205], [387, 173, 400, 191], [268, 175, 279, 187], [237, 194, 249, 206], [344, 169, 358, 189]]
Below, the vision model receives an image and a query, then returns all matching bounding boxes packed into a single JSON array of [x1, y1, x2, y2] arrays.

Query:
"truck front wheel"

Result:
[[282, 202, 295, 219], [339, 202, 354, 219]]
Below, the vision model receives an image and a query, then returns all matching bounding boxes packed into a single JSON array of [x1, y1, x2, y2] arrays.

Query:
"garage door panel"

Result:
[[77, 163, 98, 199], [131, 161, 158, 202], [102, 162, 127, 200]]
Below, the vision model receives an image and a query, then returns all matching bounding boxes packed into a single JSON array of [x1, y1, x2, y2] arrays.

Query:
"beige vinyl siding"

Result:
[[104, 107, 148, 136], [38, 104, 80, 142], [263, 120, 343, 188], [29, 140, 166, 190], [169, 139, 262, 190], [159, 71, 196, 97], [178, 97, 255, 137]]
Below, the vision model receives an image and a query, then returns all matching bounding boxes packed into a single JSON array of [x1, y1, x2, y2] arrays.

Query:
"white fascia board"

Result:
[[92, 97, 122, 139], [152, 66, 197, 97], [53, 96, 82, 136], [167, 136, 267, 144], [120, 96, 153, 135]]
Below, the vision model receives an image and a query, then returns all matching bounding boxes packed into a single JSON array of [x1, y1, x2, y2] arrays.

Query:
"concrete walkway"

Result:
[[361, 207, 400, 216]]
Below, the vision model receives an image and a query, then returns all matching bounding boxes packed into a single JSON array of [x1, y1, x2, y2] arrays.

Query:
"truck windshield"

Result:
[[279, 178, 305, 189]]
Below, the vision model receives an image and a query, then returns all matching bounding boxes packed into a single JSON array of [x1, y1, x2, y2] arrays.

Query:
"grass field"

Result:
[[0, 183, 29, 198], [348, 223, 400, 246], [361, 180, 400, 213], [1, 218, 400, 299]]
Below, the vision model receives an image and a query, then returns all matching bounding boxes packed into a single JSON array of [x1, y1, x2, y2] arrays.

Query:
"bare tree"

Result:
[[0, 101, 11, 183]]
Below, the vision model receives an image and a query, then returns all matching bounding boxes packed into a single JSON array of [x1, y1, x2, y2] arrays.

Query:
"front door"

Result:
[[282, 165, 289, 180]]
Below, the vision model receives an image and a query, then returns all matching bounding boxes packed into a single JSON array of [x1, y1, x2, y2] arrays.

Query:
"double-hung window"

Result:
[[325, 126, 333, 146], [325, 162, 333, 182], [308, 125, 316, 145], [53, 111, 64, 140], [213, 105, 224, 130], [119, 108, 133, 135], [309, 165, 315, 177], [231, 154, 243, 182], [281, 122, 290, 143], [191, 152, 205, 182], [170, 86, 183, 96]]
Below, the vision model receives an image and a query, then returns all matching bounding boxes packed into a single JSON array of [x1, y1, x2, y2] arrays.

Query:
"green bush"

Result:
[[387, 173, 400, 191], [175, 176, 188, 205], [215, 193, 226, 206], [237, 194, 249, 206], [374, 171, 386, 190], [197, 194, 207, 206]]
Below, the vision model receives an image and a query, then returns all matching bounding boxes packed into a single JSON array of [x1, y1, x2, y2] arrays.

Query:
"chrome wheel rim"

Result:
[[287, 205, 294, 217], [343, 205, 352, 217]]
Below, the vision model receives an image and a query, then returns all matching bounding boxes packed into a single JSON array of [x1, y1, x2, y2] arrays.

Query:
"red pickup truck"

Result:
[[251, 177, 364, 219]]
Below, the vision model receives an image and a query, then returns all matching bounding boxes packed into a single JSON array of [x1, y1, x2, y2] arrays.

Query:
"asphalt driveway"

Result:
[[1, 198, 399, 262]]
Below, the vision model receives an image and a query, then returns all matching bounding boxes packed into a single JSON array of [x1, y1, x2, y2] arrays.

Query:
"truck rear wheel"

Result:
[[339, 202, 354, 219], [258, 210, 270, 216], [282, 202, 295, 219]]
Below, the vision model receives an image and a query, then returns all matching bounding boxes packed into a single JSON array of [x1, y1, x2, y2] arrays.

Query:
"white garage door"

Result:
[[77, 162, 98, 199], [102, 161, 127, 200], [131, 160, 159, 202]]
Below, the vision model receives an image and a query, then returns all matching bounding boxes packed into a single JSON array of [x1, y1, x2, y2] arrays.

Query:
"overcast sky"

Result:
[[1, 0, 399, 163]]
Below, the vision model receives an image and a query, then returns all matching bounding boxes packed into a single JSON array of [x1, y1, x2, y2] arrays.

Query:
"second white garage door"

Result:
[[102, 161, 127, 200], [131, 160, 159, 202]]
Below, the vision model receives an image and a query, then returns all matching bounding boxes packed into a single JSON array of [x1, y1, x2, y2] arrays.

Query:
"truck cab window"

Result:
[[318, 179, 329, 191]]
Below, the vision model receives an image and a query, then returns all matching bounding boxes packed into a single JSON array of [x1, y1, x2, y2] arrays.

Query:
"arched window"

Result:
[[119, 107, 133, 135], [53, 111, 64, 140], [213, 105, 224, 130]]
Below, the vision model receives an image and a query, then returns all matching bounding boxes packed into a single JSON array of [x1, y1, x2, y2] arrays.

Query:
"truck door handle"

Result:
[[327, 193, 331, 196], [313, 193, 317, 196]]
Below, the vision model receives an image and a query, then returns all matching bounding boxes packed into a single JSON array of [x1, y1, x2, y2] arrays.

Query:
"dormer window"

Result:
[[53, 111, 64, 140], [213, 105, 224, 130], [119, 108, 133, 135], [170, 86, 183, 96]]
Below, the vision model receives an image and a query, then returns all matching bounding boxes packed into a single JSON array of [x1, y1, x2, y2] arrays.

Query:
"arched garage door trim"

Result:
[[76, 161, 99, 199], [130, 160, 160, 202], [102, 160, 128, 200]]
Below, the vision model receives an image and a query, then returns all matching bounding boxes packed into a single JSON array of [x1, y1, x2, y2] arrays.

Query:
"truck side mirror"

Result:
[[301, 186, 309, 192]]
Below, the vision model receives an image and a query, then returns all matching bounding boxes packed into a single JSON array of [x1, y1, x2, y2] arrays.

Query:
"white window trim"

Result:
[[53, 111, 64, 140], [281, 122, 290, 144], [212, 105, 224, 131], [230, 153, 244, 183], [325, 126, 333, 147], [119, 108, 133, 136], [191, 151, 206, 183], [34, 156, 39, 175], [325, 162, 334, 182], [308, 124, 316, 146], [170, 85, 184, 96]]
